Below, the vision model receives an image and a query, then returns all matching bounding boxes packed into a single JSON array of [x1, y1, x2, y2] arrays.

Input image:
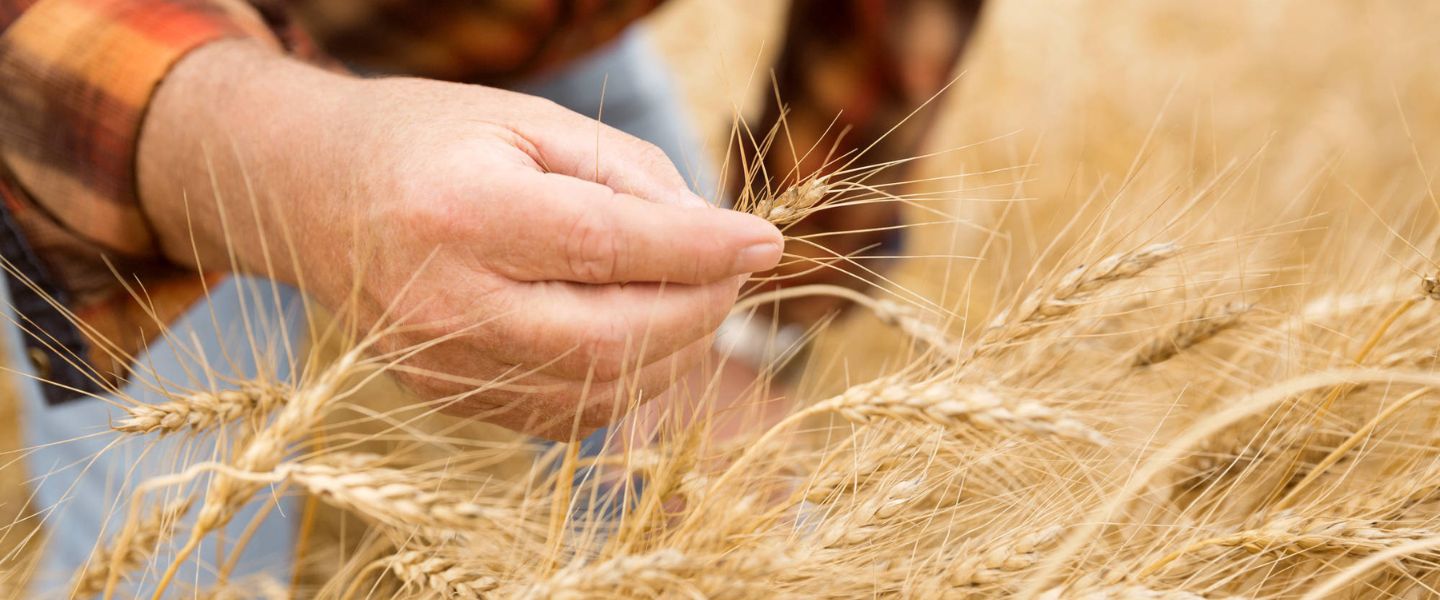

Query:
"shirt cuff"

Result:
[[0, 0, 281, 401], [0, 0, 279, 263]]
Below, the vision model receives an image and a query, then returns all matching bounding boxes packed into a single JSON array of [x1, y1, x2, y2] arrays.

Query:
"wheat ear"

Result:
[[151, 348, 364, 600], [382, 550, 499, 600], [1133, 301, 1251, 367], [949, 525, 1065, 588], [286, 458, 527, 537], [114, 383, 289, 436], [988, 243, 1178, 335], [814, 379, 1109, 445], [1140, 513, 1440, 578], [72, 498, 191, 597]]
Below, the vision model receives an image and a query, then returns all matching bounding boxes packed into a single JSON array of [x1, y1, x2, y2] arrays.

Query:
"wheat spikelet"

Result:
[[71, 497, 191, 597], [114, 383, 289, 436], [1422, 272, 1440, 301], [813, 378, 1108, 445], [757, 174, 832, 225], [803, 436, 910, 503], [383, 550, 499, 600], [1133, 301, 1251, 367]]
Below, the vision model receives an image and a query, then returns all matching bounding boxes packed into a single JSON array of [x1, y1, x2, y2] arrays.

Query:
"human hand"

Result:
[[138, 41, 783, 438]]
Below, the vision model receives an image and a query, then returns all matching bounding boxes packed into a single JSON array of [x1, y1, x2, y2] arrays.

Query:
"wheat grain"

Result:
[[757, 174, 833, 225]]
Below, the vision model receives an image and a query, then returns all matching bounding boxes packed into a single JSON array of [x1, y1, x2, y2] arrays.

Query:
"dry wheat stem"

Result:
[[114, 383, 289, 436], [1273, 387, 1430, 512]]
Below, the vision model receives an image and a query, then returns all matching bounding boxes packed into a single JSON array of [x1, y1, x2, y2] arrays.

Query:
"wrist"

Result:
[[137, 39, 352, 284]]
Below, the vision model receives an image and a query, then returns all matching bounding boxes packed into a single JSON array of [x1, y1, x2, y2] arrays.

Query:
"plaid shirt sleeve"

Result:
[[0, 0, 283, 400]]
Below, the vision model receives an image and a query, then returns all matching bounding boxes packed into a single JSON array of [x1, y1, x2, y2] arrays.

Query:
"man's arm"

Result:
[[1, 1, 783, 436], [0, 0, 288, 396], [138, 39, 782, 437]]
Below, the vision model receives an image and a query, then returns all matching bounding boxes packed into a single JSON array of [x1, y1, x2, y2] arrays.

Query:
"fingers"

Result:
[[483, 171, 782, 285], [516, 101, 708, 208], [493, 276, 738, 381]]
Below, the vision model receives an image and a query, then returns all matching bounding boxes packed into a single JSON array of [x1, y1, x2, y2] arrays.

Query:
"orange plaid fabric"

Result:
[[0, 0, 981, 400]]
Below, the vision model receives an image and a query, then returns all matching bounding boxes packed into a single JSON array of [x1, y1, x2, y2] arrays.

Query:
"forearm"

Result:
[[137, 39, 355, 286]]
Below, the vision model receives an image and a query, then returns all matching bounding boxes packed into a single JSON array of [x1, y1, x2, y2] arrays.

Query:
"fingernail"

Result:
[[733, 242, 782, 273]]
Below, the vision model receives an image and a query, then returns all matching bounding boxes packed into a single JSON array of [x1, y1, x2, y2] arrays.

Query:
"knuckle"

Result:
[[565, 209, 621, 281], [637, 142, 671, 166]]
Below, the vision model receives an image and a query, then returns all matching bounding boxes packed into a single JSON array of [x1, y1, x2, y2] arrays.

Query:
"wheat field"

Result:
[[7, 0, 1440, 598]]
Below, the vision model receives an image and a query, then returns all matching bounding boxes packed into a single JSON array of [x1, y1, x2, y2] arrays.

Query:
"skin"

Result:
[[136, 40, 783, 439]]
